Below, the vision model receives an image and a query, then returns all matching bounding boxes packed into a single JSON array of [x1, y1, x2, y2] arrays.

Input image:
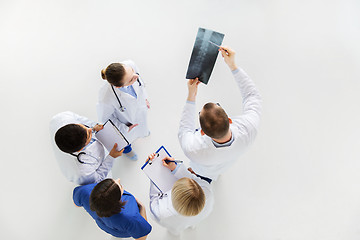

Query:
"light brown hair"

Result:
[[171, 178, 205, 216]]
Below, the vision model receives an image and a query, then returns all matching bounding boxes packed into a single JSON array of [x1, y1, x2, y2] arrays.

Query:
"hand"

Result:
[[187, 78, 201, 102], [128, 124, 139, 132], [146, 153, 157, 163], [145, 99, 150, 109], [162, 156, 177, 171], [219, 46, 237, 71], [187, 167, 196, 175], [93, 124, 104, 132], [109, 143, 125, 158]]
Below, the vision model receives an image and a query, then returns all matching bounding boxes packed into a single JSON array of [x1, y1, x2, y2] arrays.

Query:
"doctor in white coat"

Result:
[[49, 111, 123, 185], [178, 46, 262, 180], [97, 60, 150, 160], [147, 153, 214, 236]]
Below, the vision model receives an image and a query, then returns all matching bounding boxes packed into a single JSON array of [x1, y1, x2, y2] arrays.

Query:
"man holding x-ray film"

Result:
[[178, 46, 262, 180]]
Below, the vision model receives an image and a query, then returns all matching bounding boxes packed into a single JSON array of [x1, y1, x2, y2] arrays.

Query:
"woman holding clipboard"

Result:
[[146, 153, 214, 236], [97, 60, 150, 161]]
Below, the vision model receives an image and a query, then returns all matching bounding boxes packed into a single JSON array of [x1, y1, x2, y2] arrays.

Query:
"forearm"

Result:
[[178, 101, 196, 138], [135, 235, 147, 240], [234, 68, 262, 116], [139, 206, 148, 221], [187, 92, 196, 102], [108, 116, 130, 133]]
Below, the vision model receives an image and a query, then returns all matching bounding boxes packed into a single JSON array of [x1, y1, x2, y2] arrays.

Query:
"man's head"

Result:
[[171, 177, 205, 216], [90, 178, 126, 218], [199, 102, 230, 139], [54, 124, 92, 153], [101, 63, 139, 88]]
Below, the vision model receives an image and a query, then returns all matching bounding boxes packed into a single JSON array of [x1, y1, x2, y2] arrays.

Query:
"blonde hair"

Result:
[[171, 178, 205, 216]]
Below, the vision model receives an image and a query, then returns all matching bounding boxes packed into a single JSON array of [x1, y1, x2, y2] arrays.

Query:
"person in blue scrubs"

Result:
[[73, 178, 152, 239]]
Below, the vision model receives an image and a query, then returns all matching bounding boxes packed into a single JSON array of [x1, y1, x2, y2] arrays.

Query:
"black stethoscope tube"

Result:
[[111, 77, 141, 112]]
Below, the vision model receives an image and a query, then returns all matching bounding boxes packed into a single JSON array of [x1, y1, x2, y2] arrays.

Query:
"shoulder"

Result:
[[230, 117, 259, 137], [181, 132, 212, 152], [73, 183, 96, 203], [98, 82, 116, 103], [50, 111, 76, 124], [98, 82, 111, 96], [122, 60, 141, 74], [122, 59, 136, 68], [73, 183, 96, 195], [49, 111, 76, 134]]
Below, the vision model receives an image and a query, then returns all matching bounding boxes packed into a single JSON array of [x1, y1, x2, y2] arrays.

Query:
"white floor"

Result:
[[1, 0, 360, 239]]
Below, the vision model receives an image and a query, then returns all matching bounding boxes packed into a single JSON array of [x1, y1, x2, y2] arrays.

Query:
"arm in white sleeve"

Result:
[[172, 164, 195, 179], [78, 154, 115, 185], [96, 102, 130, 133], [232, 68, 262, 142], [149, 181, 162, 220], [178, 101, 198, 152], [172, 164, 212, 193], [149, 181, 161, 202]]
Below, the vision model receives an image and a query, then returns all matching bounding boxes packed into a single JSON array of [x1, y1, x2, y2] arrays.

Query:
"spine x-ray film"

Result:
[[186, 27, 225, 84]]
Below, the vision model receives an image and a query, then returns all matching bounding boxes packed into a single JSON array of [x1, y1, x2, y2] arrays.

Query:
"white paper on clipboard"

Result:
[[141, 146, 178, 193], [95, 120, 129, 152]]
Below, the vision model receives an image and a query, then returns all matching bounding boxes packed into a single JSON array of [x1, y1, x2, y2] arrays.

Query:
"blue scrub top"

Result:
[[73, 183, 152, 238]]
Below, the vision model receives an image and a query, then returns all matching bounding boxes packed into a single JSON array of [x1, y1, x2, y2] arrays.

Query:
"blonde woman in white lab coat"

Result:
[[97, 60, 150, 160], [146, 153, 214, 236]]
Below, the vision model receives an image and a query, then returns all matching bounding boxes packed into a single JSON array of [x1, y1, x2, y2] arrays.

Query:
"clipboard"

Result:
[[141, 146, 178, 193], [95, 119, 129, 152]]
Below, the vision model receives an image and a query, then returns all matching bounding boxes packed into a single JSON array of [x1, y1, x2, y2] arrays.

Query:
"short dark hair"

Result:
[[90, 179, 126, 218], [101, 63, 126, 87], [199, 102, 229, 139], [55, 124, 87, 153]]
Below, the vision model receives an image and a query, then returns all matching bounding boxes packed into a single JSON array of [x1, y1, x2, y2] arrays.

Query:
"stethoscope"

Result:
[[111, 76, 141, 112], [69, 126, 101, 164], [70, 151, 101, 164]]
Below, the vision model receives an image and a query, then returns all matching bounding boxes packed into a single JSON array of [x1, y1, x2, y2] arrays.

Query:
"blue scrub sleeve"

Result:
[[126, 215, 152, 239], [73, 186, 83, 207]]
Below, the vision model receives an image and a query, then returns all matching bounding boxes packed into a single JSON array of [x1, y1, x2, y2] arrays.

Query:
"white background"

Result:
[[1, 0, 360, 239]]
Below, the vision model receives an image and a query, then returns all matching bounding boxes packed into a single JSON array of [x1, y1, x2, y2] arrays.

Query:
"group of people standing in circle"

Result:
[[49, 46, 262, 239]]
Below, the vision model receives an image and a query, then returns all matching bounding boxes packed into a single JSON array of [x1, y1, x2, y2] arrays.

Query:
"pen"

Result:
[[208, 40, 229, 55], [164, 159, 183, 164]]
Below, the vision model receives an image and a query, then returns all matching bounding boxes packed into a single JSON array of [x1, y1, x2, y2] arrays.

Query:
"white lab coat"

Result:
[[96, 60, 149, 144], [149, 164, 214, 236], [49, 111, 114, 185], [178, 68, 262, 180]]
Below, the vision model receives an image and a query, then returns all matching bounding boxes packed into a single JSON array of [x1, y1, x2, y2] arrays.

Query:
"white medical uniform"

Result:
[[49, 111, 114, 185], [96, 60, 149, 144], [178, 68, 262, 180], [149, 164, 214, 235]]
